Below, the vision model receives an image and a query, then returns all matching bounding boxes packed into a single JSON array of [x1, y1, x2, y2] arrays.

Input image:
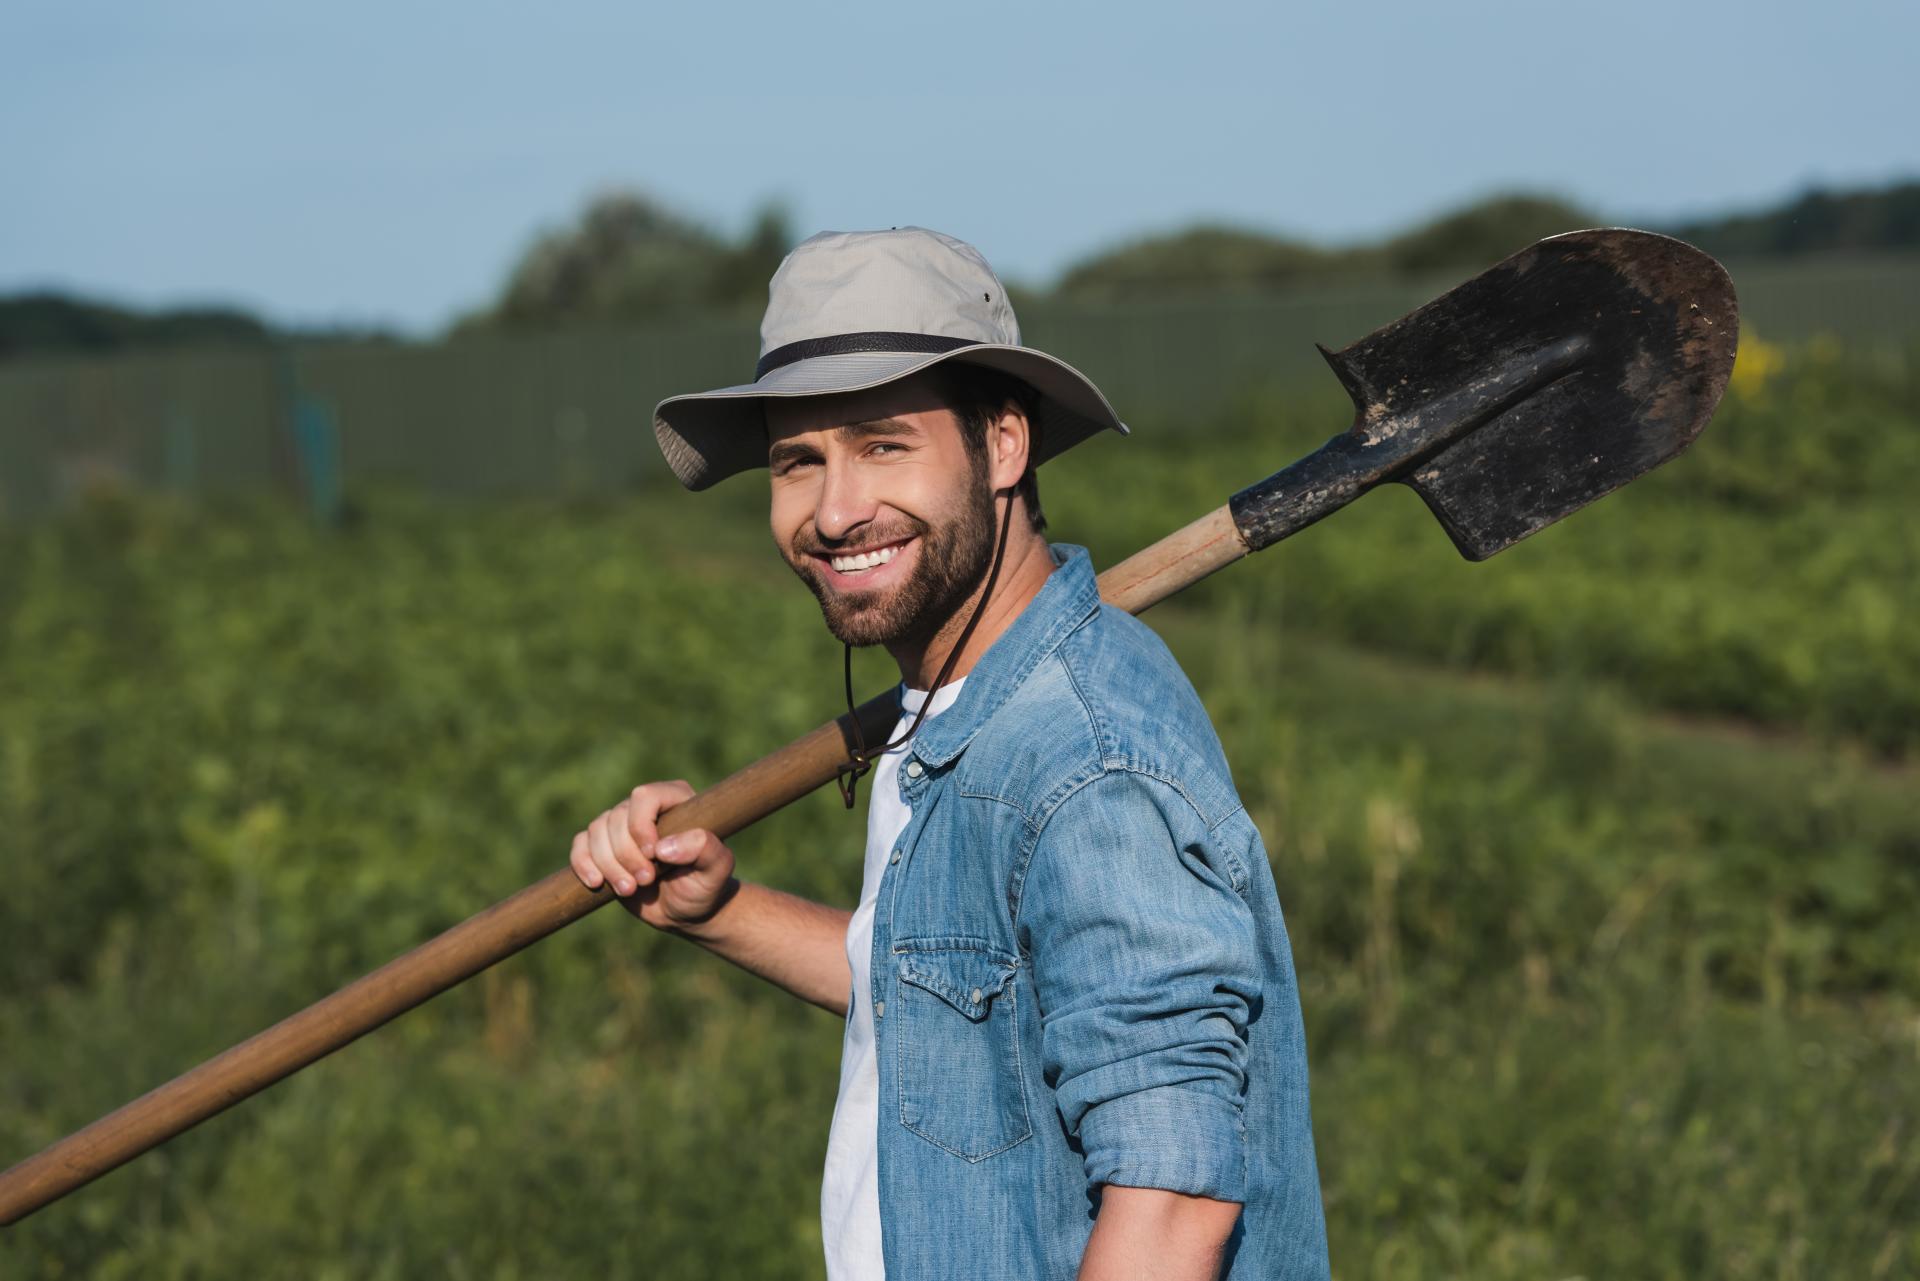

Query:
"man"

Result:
[[569, 227, 1329, 1280]]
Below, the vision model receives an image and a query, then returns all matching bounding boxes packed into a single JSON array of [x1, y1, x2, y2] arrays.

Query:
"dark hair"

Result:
[[932, 363, 1047, 534]]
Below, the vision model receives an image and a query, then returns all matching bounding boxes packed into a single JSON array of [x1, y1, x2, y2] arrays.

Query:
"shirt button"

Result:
[[969, 987, 983, 1004], [874, 1000, 886, 1019], [905, 760, 923, 778], [890, 848, 902, 865]]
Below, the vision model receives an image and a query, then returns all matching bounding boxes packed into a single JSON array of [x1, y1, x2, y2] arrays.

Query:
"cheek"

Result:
[[769, 485, 816, 550], [876, 470, 953, 526]]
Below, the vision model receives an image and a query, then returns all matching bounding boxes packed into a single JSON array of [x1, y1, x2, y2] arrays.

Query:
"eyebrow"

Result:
[[837, 416, 924, 442], [767, 416, 924, 469]]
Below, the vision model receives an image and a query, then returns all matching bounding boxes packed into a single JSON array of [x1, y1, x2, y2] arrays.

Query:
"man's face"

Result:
[[766, 377, 997, 649]]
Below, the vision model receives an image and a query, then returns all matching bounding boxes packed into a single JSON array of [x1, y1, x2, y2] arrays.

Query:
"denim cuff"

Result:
[[1077, 1085, 1248, 1202]]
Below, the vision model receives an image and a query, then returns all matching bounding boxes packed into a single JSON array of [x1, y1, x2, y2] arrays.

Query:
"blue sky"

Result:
[[3, 0, 1914, 334]]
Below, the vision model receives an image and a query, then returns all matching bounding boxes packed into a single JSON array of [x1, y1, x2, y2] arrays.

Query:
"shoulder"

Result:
[[955, 603, 1243, 831]]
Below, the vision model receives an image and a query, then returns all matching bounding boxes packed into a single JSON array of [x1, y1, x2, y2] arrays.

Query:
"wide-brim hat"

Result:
[[653, 227, 1128, 490]]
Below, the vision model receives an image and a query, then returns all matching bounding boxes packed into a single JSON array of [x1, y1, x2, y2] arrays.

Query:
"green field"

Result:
[[1, 344, 1916, 1278]]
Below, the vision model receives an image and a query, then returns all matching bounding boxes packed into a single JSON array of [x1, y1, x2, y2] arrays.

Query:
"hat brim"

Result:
[[653, 344, 1129, 491]]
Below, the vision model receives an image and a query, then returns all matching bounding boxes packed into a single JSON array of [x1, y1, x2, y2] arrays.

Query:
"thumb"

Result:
[[654, 830, 714, 865]]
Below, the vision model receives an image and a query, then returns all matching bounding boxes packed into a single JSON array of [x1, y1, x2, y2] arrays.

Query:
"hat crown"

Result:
[[760, 227, 1020, 356]]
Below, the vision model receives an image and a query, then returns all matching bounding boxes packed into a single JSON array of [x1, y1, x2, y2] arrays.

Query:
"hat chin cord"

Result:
[[834, 483, 1019, 810]]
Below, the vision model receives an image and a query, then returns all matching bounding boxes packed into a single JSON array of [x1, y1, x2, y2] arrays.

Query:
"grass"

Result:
[[2, 342, 1916, 1277]]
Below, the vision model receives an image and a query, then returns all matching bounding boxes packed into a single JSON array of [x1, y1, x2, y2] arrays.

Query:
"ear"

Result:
[[985, 399, 1032, 492]]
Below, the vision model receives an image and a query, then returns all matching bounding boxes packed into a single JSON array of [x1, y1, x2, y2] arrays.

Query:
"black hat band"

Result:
[[755, 332, 981, 381]]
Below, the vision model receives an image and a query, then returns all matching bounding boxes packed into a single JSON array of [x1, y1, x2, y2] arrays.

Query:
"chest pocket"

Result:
[[894, 944, 1031, 1161]]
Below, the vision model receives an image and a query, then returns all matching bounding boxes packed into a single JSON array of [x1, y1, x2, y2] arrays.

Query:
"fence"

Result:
[[3, 255, 1916, 518]]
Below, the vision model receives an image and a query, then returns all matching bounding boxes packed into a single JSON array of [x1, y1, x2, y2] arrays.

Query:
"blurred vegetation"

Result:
[[1060, 181, 1920, 303], [0, 295, 269, 358], [0, 294, 395, 363], [1057, 195, 1598, 301], [1673, 179, 1920, 259], [1054, 225, 1378, 300], [8, 181, 1915, 359], [1378, 194, 1597, 273], [439, 176, 1920, 324], [1038, 340, 1920, 755], [451, 194, 794, 336], [1, 339, 1915, 1278]]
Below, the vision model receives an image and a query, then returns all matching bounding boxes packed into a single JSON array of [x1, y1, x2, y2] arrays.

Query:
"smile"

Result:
[[823, 538, 911, 576]]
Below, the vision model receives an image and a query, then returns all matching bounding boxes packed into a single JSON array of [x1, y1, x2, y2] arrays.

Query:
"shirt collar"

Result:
[[905, 543, 1102, 770]]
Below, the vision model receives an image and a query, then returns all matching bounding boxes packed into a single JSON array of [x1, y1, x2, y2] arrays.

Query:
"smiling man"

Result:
[[568, 228, 1330, 1280]]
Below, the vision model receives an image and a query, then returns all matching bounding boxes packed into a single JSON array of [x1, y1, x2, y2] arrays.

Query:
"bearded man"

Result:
[[568, 228, 1330, 1280]]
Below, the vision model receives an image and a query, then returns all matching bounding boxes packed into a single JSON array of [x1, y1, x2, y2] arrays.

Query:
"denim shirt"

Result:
[[865, 544, 1330, 1280]]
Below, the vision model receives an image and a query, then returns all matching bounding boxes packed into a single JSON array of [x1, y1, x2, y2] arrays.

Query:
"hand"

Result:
[[569, 780, 738, 931]]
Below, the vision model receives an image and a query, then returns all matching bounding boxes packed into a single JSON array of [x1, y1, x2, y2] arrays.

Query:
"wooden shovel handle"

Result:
[[0, 507, 1249, 1227]]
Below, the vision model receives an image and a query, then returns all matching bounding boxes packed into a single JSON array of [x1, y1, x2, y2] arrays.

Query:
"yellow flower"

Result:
[[1730, 333, 1785, 399]]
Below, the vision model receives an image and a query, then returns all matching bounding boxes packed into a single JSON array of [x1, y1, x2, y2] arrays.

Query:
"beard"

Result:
[[783, 466, 999, 649]]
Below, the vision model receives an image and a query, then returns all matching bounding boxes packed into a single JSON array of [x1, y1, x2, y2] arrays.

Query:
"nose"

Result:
[[813, 456, 878, 543]]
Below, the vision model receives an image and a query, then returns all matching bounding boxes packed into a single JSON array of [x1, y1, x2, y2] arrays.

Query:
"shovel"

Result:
[[0, 228, 1738, 1226]]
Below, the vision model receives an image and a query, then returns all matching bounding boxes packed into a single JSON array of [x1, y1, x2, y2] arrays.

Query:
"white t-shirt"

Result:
[[820, 679, 965, 1281]]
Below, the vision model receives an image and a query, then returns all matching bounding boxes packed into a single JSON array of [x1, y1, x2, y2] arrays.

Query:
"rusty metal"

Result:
[[0, 230, 1739, 1228]]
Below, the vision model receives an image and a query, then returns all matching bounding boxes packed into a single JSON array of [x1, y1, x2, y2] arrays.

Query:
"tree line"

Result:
[[0, 293, 393, 362], [4, 180, 1915, 358]]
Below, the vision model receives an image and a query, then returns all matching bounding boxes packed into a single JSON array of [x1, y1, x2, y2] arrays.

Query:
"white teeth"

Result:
[[830, 544, 902, 573]]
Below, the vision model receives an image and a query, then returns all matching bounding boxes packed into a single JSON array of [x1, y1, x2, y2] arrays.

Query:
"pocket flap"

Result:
[[897, 948, 1018, 1022]]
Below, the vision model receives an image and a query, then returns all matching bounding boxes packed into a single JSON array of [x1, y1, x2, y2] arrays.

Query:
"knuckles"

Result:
[[573, 782, 708, 890]]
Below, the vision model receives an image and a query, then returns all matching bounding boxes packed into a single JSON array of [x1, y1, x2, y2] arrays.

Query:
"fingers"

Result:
[[569, 829, 601, 890], [571, 818, 638, 896], [570, 780, 701, 900], [590, 804, 652, 896], [625, 779, 697, 857]]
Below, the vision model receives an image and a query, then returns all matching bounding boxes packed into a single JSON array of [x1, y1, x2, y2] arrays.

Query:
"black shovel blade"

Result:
[[1328, 229, 1738, 560]]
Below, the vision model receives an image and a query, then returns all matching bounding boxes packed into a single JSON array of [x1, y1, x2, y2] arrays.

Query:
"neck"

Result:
[[887, 512, 1054, 691]]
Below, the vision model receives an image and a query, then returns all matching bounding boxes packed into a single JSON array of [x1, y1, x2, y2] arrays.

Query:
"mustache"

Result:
[[789, 517, 928, 560]]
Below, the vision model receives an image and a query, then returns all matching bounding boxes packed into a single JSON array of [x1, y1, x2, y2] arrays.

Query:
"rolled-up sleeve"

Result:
[[1020, 768, 1258, 1201]]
